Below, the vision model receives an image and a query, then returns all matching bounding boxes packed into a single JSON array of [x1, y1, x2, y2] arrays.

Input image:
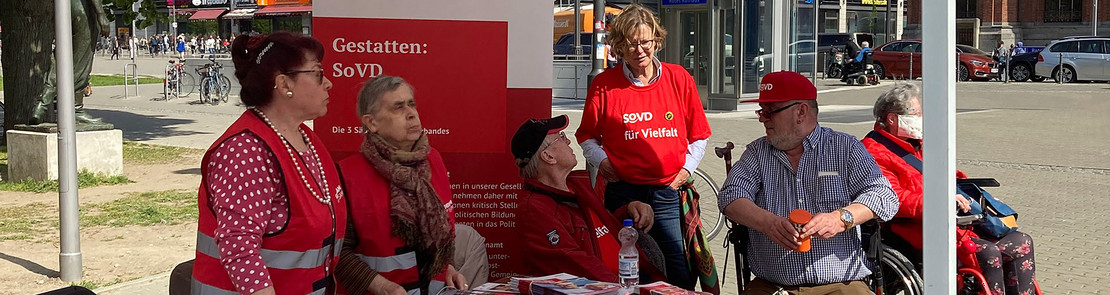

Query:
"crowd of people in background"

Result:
[[100, 33, 237, 59]]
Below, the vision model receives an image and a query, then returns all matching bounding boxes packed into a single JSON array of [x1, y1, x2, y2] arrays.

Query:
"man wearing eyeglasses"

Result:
[[511, 115, 665, 282], [575, 4, 713, 290], [717, 71, 899, 294]]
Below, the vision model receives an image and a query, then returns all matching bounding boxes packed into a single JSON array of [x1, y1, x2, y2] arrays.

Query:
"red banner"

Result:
[[315, 13, 551, 279]]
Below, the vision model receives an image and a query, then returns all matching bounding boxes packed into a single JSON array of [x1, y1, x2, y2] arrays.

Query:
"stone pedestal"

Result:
[[6, 129, 123, 182]]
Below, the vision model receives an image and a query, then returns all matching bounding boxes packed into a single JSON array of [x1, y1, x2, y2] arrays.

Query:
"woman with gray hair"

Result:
[[335, 76, 469, 295], [863, 82, 1037, 295]]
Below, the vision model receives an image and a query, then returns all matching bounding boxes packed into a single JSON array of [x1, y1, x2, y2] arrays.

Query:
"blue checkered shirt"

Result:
[[718, 126, 898, 286]]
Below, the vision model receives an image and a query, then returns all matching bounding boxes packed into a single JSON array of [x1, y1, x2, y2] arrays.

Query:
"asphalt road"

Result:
[[59, 54, 1110, 294]]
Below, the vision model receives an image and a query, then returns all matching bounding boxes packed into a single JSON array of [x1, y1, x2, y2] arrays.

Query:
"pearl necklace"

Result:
[[253, 108, 331, 204]]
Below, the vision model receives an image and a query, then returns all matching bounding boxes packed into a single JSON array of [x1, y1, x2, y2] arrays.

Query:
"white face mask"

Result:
[[895, 115, 923, 139]]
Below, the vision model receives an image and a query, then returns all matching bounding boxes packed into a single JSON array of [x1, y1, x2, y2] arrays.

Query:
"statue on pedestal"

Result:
[[27, 0, 113, 129]]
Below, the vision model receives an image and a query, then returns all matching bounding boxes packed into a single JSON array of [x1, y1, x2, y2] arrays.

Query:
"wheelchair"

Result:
[[840, 51, 880, 86], [712, 142, 921, 295]]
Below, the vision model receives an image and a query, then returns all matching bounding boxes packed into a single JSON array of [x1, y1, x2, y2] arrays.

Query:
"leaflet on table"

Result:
[[472, 282, 520, 294], [636, 281, 699, 295], [509, 273, 622, 295]]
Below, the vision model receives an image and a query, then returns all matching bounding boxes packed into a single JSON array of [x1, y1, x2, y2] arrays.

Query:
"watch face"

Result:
[[841, 210, 853, 223]]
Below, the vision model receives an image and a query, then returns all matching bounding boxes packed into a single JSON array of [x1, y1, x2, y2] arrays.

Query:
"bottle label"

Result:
[[619, 259, 638, 277]]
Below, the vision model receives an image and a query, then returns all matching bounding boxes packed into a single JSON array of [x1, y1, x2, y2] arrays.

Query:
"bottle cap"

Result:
[[623, 219, 634, 227], [789, 209, 812, 225]]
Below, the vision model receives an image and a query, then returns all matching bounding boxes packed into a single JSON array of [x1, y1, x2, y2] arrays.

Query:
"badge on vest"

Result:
[[664, 111, 674, 120], [546, 230, 561, 245]]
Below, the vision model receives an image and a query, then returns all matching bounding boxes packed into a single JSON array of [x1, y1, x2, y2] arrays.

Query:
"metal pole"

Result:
[[587, 0, 606, 87], [1057, 52, 1064, 84], [1094, 0, 1099, 36], [574, 0, 582, 55], [921, 0, 957, 293], [885, 0, 892, 43], [54, 0, 83, 283]]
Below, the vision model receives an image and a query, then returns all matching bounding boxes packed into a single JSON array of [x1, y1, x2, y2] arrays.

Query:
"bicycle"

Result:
[[692, 167, 724, 241], [164, 59, 195, 100], [196, 57, 230, 105]]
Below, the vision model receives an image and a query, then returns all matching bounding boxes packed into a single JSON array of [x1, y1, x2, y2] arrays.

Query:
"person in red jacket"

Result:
[[336, 75, 468, 295], [862, 82, 1036, 295], [575, 4, 713, 289], [512, 115, 665, 282], [192, 31, 346, 295]]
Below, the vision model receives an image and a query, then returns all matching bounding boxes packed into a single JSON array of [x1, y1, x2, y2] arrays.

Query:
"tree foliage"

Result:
[[102, 0, 170, 29]]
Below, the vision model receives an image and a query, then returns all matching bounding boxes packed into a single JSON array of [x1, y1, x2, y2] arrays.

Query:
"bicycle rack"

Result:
[[123, 62, 139, 98]]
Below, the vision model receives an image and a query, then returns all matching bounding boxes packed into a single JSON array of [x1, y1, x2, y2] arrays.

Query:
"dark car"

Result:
[[871, 40, 999, 81], [554, 32, 592, 55], [1003, 50, 1047, 82]]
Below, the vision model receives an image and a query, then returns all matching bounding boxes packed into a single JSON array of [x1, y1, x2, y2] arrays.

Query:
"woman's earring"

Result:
[[286, 91, 294, 97]]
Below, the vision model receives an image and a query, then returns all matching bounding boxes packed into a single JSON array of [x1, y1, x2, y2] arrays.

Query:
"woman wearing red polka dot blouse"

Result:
[[191, 31, 347, 295]]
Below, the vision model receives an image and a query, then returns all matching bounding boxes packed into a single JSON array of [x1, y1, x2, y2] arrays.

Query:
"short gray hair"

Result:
[[357, 75, 409, 117], [517, 152, 542, 179], [873, 82, 920, 127]]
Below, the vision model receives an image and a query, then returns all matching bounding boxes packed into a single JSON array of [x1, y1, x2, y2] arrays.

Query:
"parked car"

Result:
[[1003, 50, 1047, 82], [554, 32, 592, 55], [871, 40, 999, 81], [751, 39, 817, 77], [1035, 37, 1110, 83]]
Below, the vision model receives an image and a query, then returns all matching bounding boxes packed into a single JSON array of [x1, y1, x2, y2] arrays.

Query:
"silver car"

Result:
[[1035, 37, 1110, 83]]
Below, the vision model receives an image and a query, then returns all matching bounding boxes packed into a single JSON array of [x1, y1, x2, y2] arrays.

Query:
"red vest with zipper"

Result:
[[192, 111, 348, 294], [338, 148, 454, 294]]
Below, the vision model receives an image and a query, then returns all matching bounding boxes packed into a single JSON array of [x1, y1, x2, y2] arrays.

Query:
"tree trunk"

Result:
[[1, 0, 55, 135]]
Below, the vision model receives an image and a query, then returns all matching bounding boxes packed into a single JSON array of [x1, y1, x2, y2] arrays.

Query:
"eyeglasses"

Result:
[[625, 40, 656, 51], [754, 102, 801, 119], [537, 131, 568, 152], [284, 69, 324, 84]]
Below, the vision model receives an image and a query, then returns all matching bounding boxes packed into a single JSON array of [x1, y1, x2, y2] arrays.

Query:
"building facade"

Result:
[[906, 0, 1110, 50]]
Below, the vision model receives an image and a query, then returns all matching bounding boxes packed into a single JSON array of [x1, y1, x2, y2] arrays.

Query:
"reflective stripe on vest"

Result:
[[354, 251, 418, 273], [196, 232, 341, 270], [192, 278, 329, 295]]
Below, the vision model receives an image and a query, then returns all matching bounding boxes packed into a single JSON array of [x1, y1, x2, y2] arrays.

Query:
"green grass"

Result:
[[0, 189, 197, 241], [0, 75, 158, 91], [81, 189, 197, 227], [0, 170, 132, 193], [72, 278, 125, 290], [122, 141, 203, 164], [88, 74, 162, 86]]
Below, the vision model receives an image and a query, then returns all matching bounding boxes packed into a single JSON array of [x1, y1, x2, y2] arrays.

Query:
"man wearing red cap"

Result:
[[716, 71, 899, 294], [511, 115, 665, 282]]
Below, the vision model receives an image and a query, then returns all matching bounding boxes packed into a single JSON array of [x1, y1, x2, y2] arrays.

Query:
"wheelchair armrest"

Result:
[[957, 178, 1000, 187], [956, 214, 983, 226]]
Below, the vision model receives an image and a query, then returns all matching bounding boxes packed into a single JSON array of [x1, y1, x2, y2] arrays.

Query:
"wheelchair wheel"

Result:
[[692, 168, 724, 241], [879, 247, 924, 295]]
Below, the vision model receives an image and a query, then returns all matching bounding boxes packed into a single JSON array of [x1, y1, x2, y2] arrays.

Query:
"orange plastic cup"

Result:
[[789, 209, 813, 252]]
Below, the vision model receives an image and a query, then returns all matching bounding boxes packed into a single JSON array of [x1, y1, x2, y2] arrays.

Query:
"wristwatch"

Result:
[[837, 208, 855, 231]]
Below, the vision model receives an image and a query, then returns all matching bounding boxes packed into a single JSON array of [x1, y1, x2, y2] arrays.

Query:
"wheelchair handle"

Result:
[[956, 214, 983, 226]]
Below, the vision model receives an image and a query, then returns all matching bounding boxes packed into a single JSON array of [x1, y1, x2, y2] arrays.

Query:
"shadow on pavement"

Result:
[[174, 168, 201, 175], [0, 252, 60, 278], [85, 109, 207, 142]]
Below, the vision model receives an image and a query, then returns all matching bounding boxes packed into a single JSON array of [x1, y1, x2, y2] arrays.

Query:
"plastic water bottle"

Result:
[[618, 219, 639, 290]]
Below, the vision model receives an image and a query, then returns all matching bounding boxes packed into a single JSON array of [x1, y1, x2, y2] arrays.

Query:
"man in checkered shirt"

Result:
[[718, 71, 899, 294]]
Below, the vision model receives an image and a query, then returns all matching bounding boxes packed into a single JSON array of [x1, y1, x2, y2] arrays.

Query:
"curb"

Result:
[[93, 270, 171, 294]]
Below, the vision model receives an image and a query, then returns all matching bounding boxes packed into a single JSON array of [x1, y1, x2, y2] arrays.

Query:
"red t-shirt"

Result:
[[576, 62, 712, 186]]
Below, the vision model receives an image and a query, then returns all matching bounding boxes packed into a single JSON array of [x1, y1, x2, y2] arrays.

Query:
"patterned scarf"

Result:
[[360, 133, 454, 287]]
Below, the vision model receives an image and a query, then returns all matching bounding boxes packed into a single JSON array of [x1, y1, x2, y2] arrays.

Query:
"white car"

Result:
[[1035, 37, 1110, 83]]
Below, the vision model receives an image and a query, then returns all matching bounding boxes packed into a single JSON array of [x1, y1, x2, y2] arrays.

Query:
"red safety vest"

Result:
[[338, 148, 454, 294], [192, 111, 347, 295]]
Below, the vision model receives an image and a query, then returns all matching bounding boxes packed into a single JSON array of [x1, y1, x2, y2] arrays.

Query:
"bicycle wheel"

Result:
[[692, 168, 725, 241], [206, 78, 220, 105], [178, 72, 196, 98], [218, 74, 231, 103], [199, 77, 213, 104]]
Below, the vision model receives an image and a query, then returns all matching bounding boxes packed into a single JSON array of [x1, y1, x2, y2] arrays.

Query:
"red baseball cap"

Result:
[[740, 71, 817, 103]]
